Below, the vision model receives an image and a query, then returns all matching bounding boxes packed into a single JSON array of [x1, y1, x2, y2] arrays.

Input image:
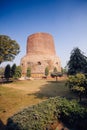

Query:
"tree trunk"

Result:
[[79, 92, 82, 102], [56, 76, 57, 81]]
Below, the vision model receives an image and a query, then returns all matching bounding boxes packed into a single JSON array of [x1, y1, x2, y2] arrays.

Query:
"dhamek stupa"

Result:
[[20, 32, 61, 78]]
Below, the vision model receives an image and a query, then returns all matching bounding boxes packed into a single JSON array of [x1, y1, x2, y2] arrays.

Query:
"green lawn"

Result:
[[0, 79, 77, 124]]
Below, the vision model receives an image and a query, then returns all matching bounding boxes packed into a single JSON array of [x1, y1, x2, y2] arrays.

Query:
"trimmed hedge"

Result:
[[6, 97, 87, 130]]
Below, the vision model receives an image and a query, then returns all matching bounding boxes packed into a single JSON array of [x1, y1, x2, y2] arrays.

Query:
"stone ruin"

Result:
[[20, 32, 61, 78]]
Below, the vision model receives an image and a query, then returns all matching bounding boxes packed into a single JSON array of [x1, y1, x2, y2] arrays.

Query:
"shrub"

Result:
[[26, 67, 31, 78], [6, 97, 87, 130], [45, 67, 49, 77], [66, 73, 87, 101], [4, 64, 11, 81], [14, 66, 22, 79]]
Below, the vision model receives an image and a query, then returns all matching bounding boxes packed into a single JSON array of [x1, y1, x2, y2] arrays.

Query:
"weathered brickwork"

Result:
[[20, 32, 61, 77], [27, 33, 56, 55]]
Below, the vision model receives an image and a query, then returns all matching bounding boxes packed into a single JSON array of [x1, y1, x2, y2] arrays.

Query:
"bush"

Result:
[[6, 97, 87, 130], [66, 73, 87, 101], [26, 67, 31, 78], [45, 67, 49, 77], [14, 66, 22, 79]]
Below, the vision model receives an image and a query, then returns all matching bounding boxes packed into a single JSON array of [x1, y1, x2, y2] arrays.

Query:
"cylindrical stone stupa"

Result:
[[20, 32, 61, 77]]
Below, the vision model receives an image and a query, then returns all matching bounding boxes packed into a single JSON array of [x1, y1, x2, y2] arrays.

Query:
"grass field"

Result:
[[0, 79, 77, 124]]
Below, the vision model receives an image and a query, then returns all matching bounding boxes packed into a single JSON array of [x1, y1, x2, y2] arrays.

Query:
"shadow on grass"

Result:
[[6, 80, 87, 130], [0, 79, 13, 84], [27, 80, 78, 100]]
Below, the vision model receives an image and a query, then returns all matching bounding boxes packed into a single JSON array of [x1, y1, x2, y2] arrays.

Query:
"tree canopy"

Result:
[[0, 35, 20, 64], [11, 64, 16, 78], [67, 47, 87, 75], [4, 64, 11, 81], [51, 72, 63, 81]]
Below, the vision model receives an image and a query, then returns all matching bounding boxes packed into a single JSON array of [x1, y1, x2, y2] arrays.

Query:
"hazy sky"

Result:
[[0, 0, 87, 67]]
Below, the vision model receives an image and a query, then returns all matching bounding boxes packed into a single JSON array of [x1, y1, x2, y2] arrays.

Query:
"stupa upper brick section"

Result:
[[20, 32, 61, 77], [27, 33, 56, 55]]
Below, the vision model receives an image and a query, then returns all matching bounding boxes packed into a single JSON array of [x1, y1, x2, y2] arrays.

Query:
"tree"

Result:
[[53, 67, 57, 73], [51, 72, 63, 81], [45, 67, 49, 77], [11, 64, 16, 78], [66, 73, 86, 101], [26, 67, 31, 78], [61, 66, 68, 75], [67, 47, 87, 75], [0, 35, 20, 64], [0, 67, 5, 77], [51, 67, 62, 81], [4, 64, 11, 81], [14, 66, 22, 79], [72, 86, 85, 102]]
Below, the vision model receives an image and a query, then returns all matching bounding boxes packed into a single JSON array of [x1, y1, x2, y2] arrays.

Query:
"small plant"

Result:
[[53, 67, 57, 73], [14, 66, 22, 79], [45, 67, 49, 77], [26, 67, 31, 78]]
